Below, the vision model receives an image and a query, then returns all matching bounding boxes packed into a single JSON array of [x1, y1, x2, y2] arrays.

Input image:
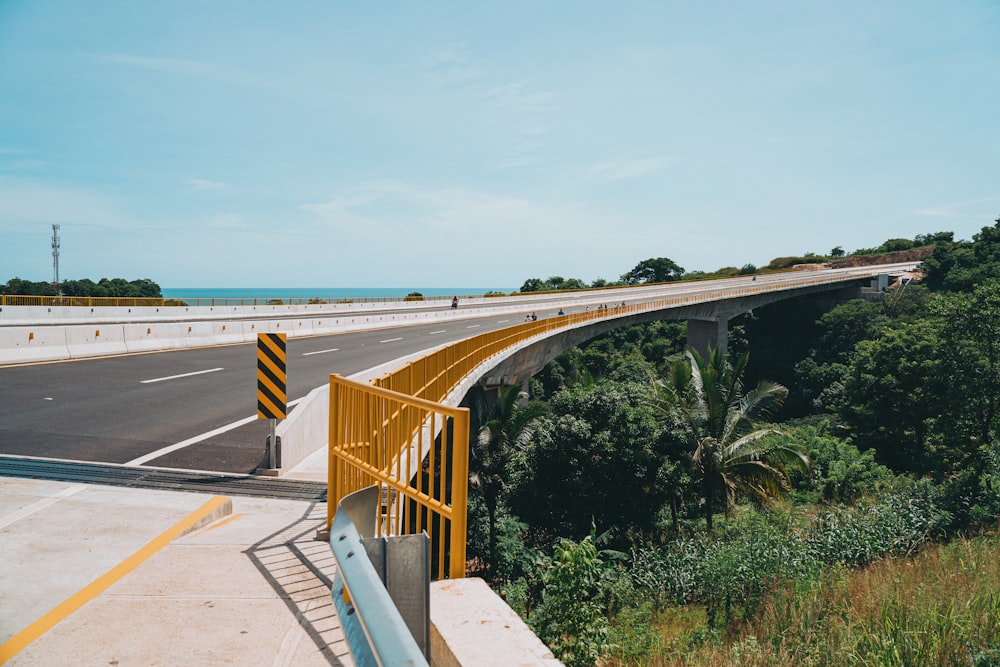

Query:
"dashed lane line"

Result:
[[140, 368, 224, 384], [301, 348, 339, 356]]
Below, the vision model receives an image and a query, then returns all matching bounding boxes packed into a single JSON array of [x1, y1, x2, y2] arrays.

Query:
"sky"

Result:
[[1, 1, 998, 289]]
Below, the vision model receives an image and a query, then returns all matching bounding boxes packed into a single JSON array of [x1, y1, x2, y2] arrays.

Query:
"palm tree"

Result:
[[654, 346, 810, 532], [471, 383, 543, 578]]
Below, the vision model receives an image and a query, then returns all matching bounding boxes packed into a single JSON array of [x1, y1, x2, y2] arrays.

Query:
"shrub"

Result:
[[530, 535, 611, 666]]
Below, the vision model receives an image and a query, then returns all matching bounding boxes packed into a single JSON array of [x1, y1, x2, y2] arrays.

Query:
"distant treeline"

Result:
[[518, 231, 954, 292], [0, 277, 163, 298]]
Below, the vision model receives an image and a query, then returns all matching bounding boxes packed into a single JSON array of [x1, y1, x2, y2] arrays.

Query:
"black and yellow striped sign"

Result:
[[257, 333, 287, 419]]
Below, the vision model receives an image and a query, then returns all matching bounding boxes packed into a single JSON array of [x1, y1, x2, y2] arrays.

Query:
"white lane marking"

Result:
[[498, 319, 510, 323], [429, 330, 447, 335], [302, 348, 339, 356], [466, 324, 481, 329], [0, 484, 88, 530], [125, 397, 306, 466], [141, 368, 224, 384], [379, 337, 403, 343]]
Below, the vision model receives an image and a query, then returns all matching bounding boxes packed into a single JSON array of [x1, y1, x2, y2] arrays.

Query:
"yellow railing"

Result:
[[324, 268, 901, 579], [328, 375, 470, 580], [326, 306, 631, 580], [0, 295, 165, 307]]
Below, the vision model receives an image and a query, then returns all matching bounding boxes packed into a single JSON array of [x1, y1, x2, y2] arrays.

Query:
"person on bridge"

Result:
[[451, 296, 458, 309]]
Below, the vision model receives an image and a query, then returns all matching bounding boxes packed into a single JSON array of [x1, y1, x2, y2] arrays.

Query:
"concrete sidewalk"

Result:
[[0, 476, 352, 666]]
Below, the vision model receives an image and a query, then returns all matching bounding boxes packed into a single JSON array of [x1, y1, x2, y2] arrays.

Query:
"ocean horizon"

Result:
[[161, 287, 516, 300]]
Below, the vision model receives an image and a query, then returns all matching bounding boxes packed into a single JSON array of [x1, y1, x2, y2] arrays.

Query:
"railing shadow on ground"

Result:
[[243, 501, 353, 666]]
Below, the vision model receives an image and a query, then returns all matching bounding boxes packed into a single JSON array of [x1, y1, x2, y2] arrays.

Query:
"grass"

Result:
[[603, 527, 1000, 666]]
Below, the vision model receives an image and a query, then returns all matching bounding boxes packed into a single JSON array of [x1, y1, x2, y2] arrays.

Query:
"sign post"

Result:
[[257, 332, 287, 469]]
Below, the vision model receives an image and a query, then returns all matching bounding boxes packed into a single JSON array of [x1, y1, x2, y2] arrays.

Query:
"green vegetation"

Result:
[[653, 348, 810, 532], [0, 276, 162, 298], [467, 219, 1000, 665]]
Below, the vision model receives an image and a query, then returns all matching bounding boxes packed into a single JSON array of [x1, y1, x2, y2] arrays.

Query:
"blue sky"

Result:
[[1, 1, 998, 288]]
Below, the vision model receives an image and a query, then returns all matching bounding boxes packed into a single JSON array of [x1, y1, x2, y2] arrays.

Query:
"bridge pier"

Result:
[[687, 317, 728, 359]]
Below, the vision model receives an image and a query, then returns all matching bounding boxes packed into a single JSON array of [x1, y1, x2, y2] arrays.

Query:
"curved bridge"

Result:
[[320, 262, 917, 580]]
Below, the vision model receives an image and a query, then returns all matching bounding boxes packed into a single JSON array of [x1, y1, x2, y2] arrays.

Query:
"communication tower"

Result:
[[51, 224, 61, 293]]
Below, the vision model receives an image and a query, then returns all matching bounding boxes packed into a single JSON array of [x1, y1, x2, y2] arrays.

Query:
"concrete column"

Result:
[[479, 379, 530, 408], [687, 318, 728, 358]]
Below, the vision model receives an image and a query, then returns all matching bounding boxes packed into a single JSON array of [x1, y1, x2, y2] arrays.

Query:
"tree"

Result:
[[922, 216, 1000, 292], [519, 276, 588, 292], [1, 278, 56, 296], [839, 319, 949, 473], [520, 278, 545, 293], [793, 299, 889, 411], [934, 280, 1000, 457], [654, 347, 809, 531], [510, 381, 668, 539], [471, 384, 543, 580], [620, 257, 685, 285]]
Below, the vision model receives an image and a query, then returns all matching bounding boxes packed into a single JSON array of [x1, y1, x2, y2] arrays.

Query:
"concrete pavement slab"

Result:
[[0, 478, 352, 666]]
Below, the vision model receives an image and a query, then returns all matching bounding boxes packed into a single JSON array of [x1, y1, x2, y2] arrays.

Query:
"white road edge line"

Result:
[[140, 368, 224, 384], [124, 396, 306, 466], [302, 348, 339, 356], [379, 337, 403, 343]]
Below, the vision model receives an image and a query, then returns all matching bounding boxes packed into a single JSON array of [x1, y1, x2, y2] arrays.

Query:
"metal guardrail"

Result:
[[330, 485, 430, 667]]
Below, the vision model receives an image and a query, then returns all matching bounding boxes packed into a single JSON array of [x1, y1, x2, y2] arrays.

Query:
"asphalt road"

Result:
[[0, 311, 539, 474]]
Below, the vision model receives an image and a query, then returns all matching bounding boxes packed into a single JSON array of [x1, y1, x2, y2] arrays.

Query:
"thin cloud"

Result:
[[301, 181, 581, 241], [190, 179, 226, 191], [0, 177, 144, 231], [418, 44, 481, 83], [915, 208, 956, 218], [206, 213, 245, 229], [585, 156, 676, 182], [89, 53, 268, 88], [480, 81, 555, 116]]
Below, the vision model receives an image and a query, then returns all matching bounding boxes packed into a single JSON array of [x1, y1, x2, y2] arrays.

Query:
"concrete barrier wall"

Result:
[[65, 325, 128, 359], [277, 384, 329, 472], [0, 297, 507, 326], [0, 326, 71, 363], [0, 299, 586, 367], [430, 578, 562, 666]]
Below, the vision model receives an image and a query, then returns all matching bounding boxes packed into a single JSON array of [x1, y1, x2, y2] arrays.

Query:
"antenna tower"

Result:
[[51, 224, 61, 293]]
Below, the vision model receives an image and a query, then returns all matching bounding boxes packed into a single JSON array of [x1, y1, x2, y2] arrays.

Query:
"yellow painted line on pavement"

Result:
[[194, 512, 243, 535], [0, 495, 231, 664]]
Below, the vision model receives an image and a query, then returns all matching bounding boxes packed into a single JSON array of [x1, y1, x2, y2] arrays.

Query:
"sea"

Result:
[[160, 287, 514, 300]]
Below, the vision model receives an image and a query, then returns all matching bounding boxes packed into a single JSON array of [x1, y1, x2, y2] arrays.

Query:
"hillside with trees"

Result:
[[469, 219, 1000, 666]]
